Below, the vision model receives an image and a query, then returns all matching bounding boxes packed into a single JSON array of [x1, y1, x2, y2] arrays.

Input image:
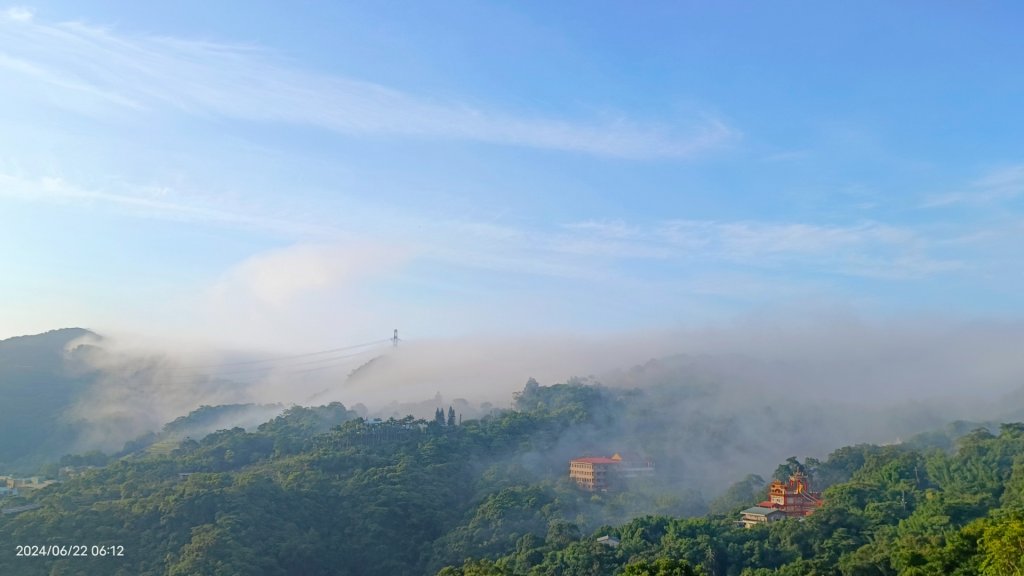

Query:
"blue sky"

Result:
[[1, 1, 1023, 349]]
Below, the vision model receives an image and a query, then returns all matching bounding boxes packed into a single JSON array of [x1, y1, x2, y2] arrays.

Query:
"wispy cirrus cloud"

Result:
[[0, 172, 339, 237], [924, 164, 1024, 207], [0, 14, 737, 159], [560, 218, 961, 279], [2, 166, 959, 283], [2, 6, 31, 21]]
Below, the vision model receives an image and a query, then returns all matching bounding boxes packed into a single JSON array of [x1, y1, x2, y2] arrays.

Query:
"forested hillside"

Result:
[[0, 329, 278, 472], [2, 379, 1024, 575], [0, 328, 97, 470], [1, 381, 684, 575], [441, 425, 1024, 576]]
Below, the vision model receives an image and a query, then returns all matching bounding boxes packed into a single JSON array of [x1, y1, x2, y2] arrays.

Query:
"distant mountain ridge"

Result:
[[0, 328, 99, 471], [0, 327, 96, 356]]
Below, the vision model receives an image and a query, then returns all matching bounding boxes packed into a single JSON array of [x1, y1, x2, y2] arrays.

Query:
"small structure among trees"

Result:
[[737, 505, 785, 528], [739, 468, 823, 526]]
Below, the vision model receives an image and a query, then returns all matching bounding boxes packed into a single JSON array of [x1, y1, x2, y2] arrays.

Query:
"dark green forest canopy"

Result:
[[1, 379, 1024, 576], [441, 423, 1024, 576]]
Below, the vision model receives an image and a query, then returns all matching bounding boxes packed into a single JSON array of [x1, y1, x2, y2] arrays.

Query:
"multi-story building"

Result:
[[569, 457, 619, 491], [569, 453, 656, 491]]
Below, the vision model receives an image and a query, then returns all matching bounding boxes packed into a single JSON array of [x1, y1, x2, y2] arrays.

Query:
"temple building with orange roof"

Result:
[[739, 471, 823, 527], [753, 472, 823, 520]]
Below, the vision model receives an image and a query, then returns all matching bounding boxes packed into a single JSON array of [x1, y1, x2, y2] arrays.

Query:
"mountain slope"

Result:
[[0, 328, 98, 469]]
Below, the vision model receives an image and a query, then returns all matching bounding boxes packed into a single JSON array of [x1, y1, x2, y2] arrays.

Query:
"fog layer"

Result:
[[68, 314, 1024, 482]]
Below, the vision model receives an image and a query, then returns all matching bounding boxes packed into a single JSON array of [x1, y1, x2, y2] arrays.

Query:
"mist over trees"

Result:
[[6, 325, 1024, 575], [0, 329, 329, 471], [0, 329, 97, 470], [3, 373, 1024, 575], [442, 423, 1024, 575], [7, 318, 1024, 478]]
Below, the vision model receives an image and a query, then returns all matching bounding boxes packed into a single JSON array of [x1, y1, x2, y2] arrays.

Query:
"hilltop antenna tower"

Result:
[[392, 329, 399, 348]]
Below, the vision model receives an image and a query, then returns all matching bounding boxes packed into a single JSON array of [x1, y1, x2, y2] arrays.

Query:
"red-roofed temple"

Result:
[[757, 472, 823, 517]]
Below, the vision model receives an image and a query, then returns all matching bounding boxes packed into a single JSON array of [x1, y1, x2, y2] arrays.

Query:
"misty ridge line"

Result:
[[44, 315, 1024, 486]]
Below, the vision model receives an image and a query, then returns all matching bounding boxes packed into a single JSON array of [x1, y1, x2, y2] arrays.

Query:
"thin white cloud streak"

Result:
[[411, 216, 956, 283], [0, 15, 737, 159], [1, 167, 960, 284], [924, 164, 1024, 207], [0, 52, 143, 109], [0, 172, 339, 237], [2, 6, 31, 22], [562, 218, 962, 279]]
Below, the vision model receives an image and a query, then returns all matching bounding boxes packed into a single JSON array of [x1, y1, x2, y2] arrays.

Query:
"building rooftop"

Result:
[[571, 457, 619, 464], [741, 506, 783, 516]]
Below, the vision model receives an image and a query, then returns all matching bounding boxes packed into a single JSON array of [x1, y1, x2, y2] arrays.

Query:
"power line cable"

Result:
[[194, 348, 382, 378], [181, 338, 392, 371], [132, 335, 401, 386]]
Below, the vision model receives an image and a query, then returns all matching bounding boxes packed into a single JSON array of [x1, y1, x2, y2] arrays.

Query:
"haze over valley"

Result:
[[5, 316, 1024, 494], [2, 3, 1024, 575]]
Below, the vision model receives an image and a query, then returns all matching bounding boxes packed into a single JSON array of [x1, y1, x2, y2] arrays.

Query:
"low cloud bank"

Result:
[[66, 314, 1024, 477]]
